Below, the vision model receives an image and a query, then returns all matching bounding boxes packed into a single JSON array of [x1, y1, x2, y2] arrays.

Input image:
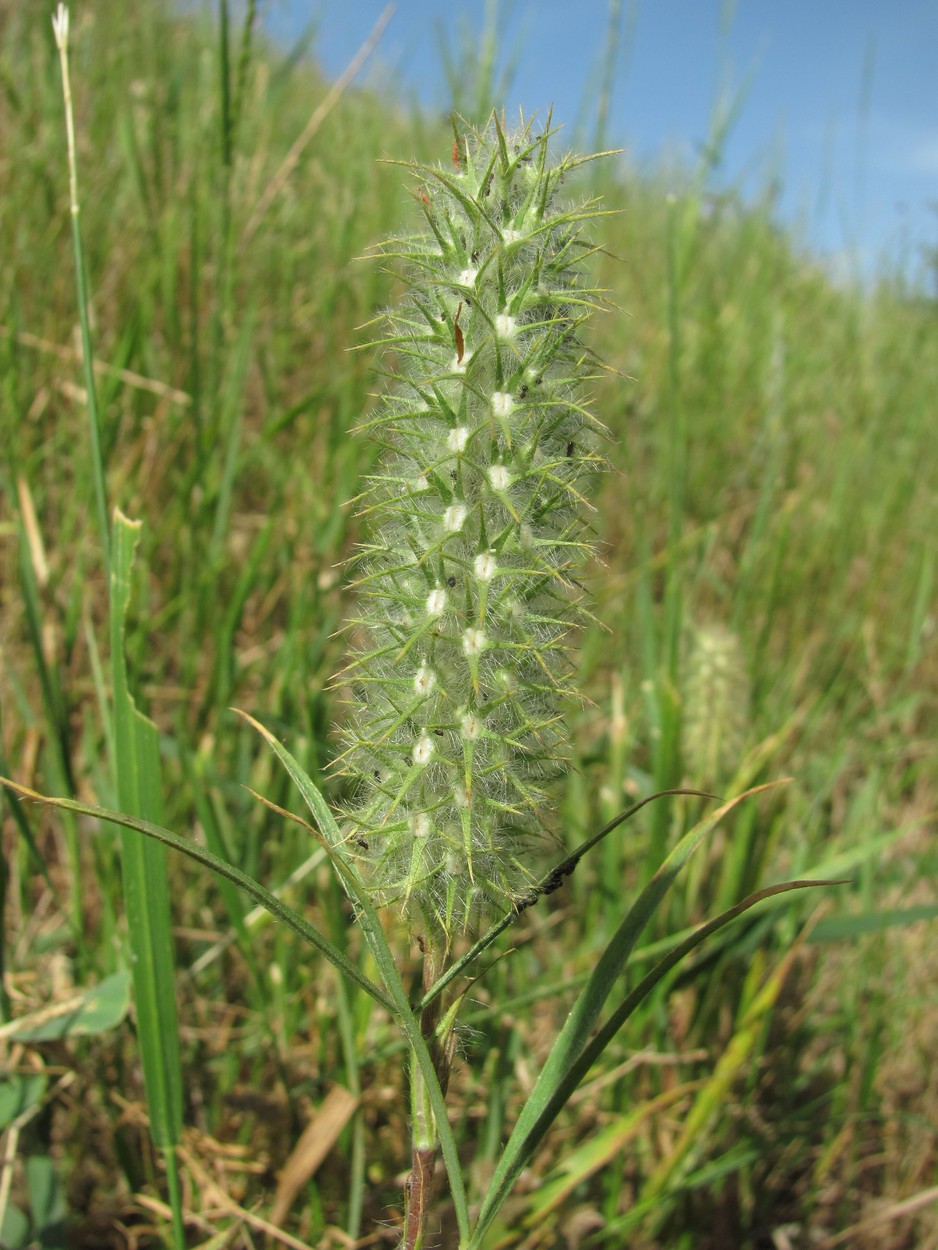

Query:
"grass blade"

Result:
[[0, 780, 394, 1016], [109, 511, 184, 1246], [470, 782, 790, 1243], [236, 710, 473, 1246], [471, 876, 838, 1246]]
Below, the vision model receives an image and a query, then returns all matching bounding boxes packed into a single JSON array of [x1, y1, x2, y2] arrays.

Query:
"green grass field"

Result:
[[1, 3, 936, 1247]]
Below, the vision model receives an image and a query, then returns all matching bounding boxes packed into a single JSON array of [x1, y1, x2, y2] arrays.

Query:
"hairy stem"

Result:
[[402, 924, 455, 1249]]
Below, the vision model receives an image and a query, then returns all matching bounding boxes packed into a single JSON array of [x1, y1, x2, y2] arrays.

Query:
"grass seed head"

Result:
[[338, 112, 610, 935]]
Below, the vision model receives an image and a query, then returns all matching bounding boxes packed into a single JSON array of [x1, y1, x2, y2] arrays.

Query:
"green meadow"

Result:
[[1, 2, 936, 1247]]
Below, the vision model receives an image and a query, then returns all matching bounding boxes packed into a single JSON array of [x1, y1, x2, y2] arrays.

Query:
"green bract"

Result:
[[338, 112, 610, 934]]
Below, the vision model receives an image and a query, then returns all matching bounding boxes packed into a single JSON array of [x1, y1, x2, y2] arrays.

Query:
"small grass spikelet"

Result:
[[338, 112, 611, 934], [682, 622, 751, 785]]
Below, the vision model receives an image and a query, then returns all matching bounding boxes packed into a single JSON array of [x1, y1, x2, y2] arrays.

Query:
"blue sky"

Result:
[[263, 1, 937, 285]]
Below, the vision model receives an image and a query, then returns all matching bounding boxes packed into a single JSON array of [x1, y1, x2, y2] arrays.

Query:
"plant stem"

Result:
[[402, 1141, 437, 1250], [52, 4, 110, 576], [402, 924, 455, 1250]]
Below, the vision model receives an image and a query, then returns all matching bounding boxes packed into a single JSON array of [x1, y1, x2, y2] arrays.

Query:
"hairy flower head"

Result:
[[336, 112, 611, 934]]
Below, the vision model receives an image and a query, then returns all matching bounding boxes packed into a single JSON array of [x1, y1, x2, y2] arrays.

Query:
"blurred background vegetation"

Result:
[[1, 1, 936, 1246]]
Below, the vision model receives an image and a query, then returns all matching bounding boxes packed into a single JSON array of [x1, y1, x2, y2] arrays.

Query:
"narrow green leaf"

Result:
[[471, 783, 788, 1243], [470, 875, 837, 1244], [237, 710, 473, 1245], [0, 781, 394, 1015], [110, 511, 183, 1155], [490, 786, 782, 1184]]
